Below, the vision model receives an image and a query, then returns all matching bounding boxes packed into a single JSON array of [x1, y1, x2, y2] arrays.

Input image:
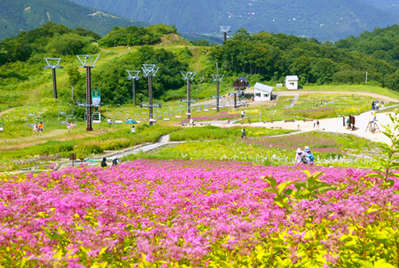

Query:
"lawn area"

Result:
[[0, 124, 178, 172], [302, 84, 399, 100], [125, 131, 381, 168], [242, 94, 374, 122], [169, 126, 293, 141]]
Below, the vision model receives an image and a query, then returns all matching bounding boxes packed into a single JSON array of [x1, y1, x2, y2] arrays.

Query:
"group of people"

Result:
[[343, 115, 356, 130], [295, 146, 314, 165], [101, 157, 119, 168], [32, 122, 44, 133], [371, 100, 384, 111]]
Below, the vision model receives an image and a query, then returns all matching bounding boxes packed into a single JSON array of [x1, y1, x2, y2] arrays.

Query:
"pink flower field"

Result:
[[1, 160, 399, 267]]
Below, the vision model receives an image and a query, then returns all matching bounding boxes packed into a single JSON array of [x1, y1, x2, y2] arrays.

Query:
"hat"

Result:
[[296, 148, 302, 153], [304, 146, 310, 152]]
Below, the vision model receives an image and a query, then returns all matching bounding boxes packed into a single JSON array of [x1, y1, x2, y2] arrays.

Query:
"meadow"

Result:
[[1, 160, 398, 267], [128, 131, 380, 168], [2, 23, 399, 267], [240, 94, 376, 123]]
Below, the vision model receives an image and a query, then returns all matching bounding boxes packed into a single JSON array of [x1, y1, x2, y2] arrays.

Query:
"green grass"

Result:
[[2, 43, 398, 172], [125, 131, 381, 168], [0, 124, 178, 171], [302, 84, 399, 100], [169, 126, 293, 141], [241, 94, 375, 122]]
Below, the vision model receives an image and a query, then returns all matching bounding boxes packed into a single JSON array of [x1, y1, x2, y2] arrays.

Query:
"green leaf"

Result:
[[277, 180, 295, 196]]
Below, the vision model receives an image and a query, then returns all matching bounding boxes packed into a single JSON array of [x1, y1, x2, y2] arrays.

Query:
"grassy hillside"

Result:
[[1, 23, 399, 171]]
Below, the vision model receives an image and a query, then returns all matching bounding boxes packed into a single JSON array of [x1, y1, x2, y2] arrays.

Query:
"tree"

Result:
[[310, 58, 337, 84]]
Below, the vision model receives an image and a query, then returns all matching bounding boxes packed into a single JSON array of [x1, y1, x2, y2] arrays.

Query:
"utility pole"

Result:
[[77, 54, 100, 131], [141, 64, 160, 125], [365, 71, 368, 84], [44, 58, 63, 99], [212, 63, 224, 112], [220, 26, 231, 42], [127, 70, 140, 105], [181, 72, 196, 120]]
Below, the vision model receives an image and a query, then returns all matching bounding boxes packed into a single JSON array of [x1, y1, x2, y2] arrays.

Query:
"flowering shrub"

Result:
[[1, 160, 399, 267]]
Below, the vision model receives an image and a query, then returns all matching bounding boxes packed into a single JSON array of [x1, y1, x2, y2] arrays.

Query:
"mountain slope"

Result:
[[70, 0, 397, 41], [0, 0, 142, 40]]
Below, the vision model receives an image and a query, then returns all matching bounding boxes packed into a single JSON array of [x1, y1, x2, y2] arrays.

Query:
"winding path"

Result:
[[207, 107, 398, 144]]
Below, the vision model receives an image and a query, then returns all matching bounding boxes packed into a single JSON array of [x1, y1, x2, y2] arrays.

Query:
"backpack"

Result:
[[307, 152, 314, 163]]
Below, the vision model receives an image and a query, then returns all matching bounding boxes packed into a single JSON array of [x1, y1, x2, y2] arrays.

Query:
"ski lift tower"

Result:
[[76, 54, 100, 131], [181, 71, 196, 120], [44, 57, 63, 99], [212, 63, 224, 112], [141, 64, 160, 125], [220, 26, 231, 42], [126, 70, 140, 105]]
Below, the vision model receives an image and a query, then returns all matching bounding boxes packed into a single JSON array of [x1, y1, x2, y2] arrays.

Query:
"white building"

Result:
[[285, 75, 299, 90], [253, 82, 273, 101]]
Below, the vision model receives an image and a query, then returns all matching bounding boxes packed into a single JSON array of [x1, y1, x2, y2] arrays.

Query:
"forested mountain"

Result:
[[70, 0, 397, 41], [0, 0, 142, 40], [335, 25, 399, 67]]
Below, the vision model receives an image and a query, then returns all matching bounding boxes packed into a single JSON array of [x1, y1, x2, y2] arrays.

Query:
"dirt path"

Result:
[[207, 107, 397, 144], [0, 107, 16, 116], [276, 91, 399, 103], [0, 129, 109, 150]]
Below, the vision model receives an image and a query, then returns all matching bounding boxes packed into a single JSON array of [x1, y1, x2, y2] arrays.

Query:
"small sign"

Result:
[[92, 90, 101, 107]]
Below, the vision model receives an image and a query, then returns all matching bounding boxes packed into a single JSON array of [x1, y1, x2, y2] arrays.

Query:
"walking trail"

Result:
[[207, 105, 399, 144], [55, 134, 183, 170]]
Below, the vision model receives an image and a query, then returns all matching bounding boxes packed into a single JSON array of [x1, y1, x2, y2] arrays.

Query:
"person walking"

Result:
[[241, 128, 246, 139], [101, 157, 107, 168], [38, 122, 44, 132]]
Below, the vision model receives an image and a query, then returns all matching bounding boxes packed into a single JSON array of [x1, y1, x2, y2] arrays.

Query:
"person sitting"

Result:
[[101, 157, 107, 168], [295, 148, 307, 165], [112, 158, 119, 166], [131, 125, 136, 133], [304, 146, 314, 165]]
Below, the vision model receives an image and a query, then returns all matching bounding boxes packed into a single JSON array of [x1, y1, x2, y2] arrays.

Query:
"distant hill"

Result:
[[70, 0, 397, 41], [335, 25, 399, 67], [0, 0, 144, 40]]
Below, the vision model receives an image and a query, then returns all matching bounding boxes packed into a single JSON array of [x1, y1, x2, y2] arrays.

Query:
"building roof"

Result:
[[238, 77, 249, 83], [254, 82, 273, 93], [286, 75, 299, 81]]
